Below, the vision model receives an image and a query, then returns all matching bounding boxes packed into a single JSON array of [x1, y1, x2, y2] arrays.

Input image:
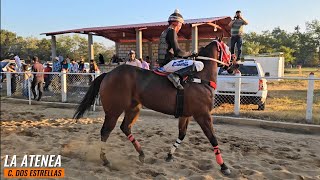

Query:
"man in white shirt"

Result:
[[125, 50, 142, 68], [14, 54, 22, 72]]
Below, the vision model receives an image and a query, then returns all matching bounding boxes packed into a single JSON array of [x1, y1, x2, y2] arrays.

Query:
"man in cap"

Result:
[[158, 9, 203, 90], [125, 50, 142, 68]]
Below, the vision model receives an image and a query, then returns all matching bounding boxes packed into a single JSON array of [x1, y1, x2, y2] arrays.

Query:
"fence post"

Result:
[[234, 70, 241, 116], [92, 72, 101, 111], [6, 73, 12, 97], [61, 71, 67, 102], [306, 72, 314, 123], [28, 78, 31, 105]]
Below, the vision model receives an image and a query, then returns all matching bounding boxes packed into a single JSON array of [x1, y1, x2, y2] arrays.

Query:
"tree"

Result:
[[0, 30, 19, 59], [242, 41, 263, 55], [278, 46, 295, 64], [306, 20, 320, 65]]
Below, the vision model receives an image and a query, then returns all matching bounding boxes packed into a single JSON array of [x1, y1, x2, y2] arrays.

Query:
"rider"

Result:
[[158, 9, 204, 90]]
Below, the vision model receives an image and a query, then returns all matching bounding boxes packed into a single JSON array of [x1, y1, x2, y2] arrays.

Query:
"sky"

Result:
[[1, 0, 319, 47]]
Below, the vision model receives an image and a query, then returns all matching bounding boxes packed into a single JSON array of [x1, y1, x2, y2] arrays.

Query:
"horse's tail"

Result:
[[73, 73, 107, 119]]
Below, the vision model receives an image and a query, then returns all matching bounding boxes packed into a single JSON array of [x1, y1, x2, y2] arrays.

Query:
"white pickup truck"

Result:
[[214, 61, 268, 110]]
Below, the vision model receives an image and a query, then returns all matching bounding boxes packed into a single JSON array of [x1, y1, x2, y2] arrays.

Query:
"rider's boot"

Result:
[[168, 64, 197, 90]]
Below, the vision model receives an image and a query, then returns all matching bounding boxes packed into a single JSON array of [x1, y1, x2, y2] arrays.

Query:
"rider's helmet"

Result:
[[168, 9, 184, 24]]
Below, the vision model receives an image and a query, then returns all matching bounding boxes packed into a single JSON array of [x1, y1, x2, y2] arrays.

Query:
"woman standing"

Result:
[[22, 64, 32, 98]]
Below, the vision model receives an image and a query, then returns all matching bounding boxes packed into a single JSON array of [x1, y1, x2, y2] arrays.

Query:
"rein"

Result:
[[196, 56, 229, 66]]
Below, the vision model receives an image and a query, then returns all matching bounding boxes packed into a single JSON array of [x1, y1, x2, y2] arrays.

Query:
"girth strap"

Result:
[[174, 89, 184, 118], [191, 78, 217, 90]]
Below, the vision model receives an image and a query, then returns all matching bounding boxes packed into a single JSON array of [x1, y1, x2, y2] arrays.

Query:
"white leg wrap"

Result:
[[170, 138, 182, 154]]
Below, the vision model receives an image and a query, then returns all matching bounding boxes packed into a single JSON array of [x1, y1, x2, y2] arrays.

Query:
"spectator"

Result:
[[61, 59, 70, 72], [111, 54, 118, 64], [11, 54, 22, 72], [89, 60, 99, 73], [53, 57, 62, 72], [145, 56, 151, 64], [89, 59, 99, 83], [99, 54, 105, 64], [125, 50, 142, 68], [7, 63, 17, 94], [139, 58, 150, 70], [70, 59, 79, 73], [66, 55, 71, 63], [70, 59, 79, 83], [31, 56, 44, 101], [78, 60, 85, 72], [228, 10, 249, 61], [153, 60, 160, 69], [22, 64, 32, 97], [44, 63, 52, 91]]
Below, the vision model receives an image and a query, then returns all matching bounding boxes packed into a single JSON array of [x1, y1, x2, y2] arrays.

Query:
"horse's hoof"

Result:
[[139, 154, 145, 163], [102, 160, 111, 167], [165, 154, 174, 162], [221, 168, 231, 176], [220, 163, 231, 175]]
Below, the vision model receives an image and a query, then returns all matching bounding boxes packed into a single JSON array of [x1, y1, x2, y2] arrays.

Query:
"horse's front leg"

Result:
[[194, 113, 231, 176], [166, 117, 190, 162]]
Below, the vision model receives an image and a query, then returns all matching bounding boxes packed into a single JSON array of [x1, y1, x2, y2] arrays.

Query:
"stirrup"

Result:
[[168, 74, 184, 90]]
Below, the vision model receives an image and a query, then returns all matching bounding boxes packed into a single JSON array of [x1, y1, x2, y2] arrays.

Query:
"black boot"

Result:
[[37, 92, 42, 101], [168, 64, 197, 90]]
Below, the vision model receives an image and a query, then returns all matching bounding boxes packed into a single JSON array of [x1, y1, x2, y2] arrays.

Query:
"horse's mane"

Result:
[[198, 40, 218, 58]]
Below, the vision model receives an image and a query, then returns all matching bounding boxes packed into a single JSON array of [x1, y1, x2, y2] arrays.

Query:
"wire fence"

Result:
[[1, 71, 319, 124]]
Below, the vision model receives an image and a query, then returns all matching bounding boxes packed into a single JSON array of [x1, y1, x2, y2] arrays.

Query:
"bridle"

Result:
[[196, 56, 229, 66]]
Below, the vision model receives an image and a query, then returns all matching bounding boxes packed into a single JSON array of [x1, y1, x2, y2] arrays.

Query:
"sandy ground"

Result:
[[1, 100, 320, 180]]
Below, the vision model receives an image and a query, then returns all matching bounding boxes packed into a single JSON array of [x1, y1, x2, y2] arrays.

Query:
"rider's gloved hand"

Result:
[[190, 51, 198, 58]]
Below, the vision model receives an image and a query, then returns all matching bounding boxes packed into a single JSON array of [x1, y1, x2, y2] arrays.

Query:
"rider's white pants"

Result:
[[163, 59, 204, 73]]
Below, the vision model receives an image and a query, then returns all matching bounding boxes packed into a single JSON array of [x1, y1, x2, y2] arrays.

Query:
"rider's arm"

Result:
[[167, 29, 191, 57]]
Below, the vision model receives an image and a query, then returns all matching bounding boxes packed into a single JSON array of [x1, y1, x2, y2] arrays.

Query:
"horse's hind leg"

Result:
[[194, 113, 231, 176], [100, 111, 122, 166], [120, 101, 144, 163], [166, 117, 190, 162]]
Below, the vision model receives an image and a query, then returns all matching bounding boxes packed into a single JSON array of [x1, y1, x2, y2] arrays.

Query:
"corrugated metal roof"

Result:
[[42, 16, 232, 42]]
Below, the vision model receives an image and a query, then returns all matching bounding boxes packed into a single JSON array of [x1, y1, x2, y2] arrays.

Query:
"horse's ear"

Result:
[[220, 33, 224, 41]]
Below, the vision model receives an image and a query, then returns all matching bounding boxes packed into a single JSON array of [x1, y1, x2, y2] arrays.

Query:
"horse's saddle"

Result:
[[153, 68, 216, 90]]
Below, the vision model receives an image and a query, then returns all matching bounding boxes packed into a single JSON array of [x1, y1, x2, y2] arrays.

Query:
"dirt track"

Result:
[[1, 100, 320, 179]]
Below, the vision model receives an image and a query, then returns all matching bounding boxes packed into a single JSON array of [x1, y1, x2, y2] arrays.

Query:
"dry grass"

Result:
[[213, 68, 320, 125], [284, 67, 320, 77]]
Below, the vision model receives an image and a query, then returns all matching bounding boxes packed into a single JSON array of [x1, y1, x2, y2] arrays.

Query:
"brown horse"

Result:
[[73, 41, 231, 175]]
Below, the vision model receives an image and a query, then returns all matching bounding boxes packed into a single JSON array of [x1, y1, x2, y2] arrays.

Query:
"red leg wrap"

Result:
[[213, 146, 224, 165], [127, 134, 141, 152]]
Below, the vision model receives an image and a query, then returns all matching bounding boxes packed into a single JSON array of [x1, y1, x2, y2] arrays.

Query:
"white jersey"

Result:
[[163, 59, 204, 73], [14, 55, 22, 71]]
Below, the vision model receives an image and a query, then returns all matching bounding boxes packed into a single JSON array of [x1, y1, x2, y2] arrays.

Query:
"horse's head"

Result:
[[196, 41, 220, 82]]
